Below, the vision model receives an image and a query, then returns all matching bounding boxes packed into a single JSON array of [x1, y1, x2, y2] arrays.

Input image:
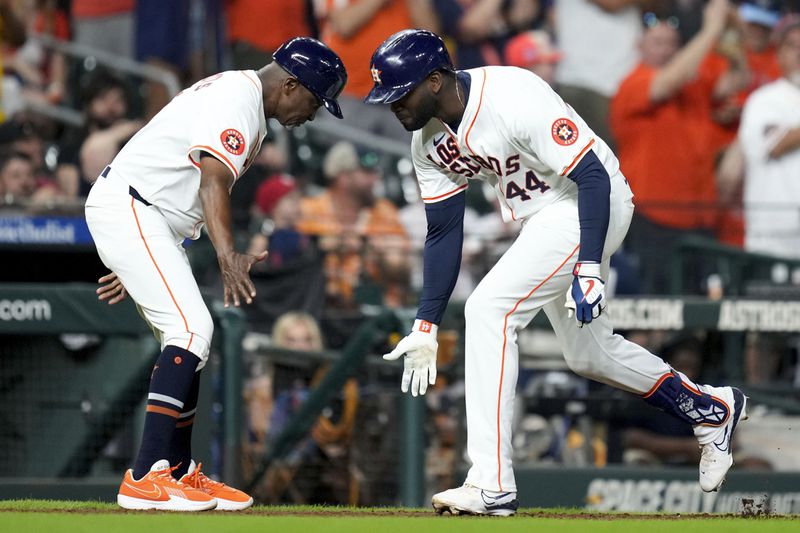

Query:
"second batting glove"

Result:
[[565, 262, 606, 326], [383, 319, 438, 397]]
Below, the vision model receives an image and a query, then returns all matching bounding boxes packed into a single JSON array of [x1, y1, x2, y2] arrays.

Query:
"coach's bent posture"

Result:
[[367, 30, 747, 516], [86, 37, 346, 511]]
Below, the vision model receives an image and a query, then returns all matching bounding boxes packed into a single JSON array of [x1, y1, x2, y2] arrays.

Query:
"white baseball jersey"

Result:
[[412, 67, 632, 223], [85, 70, 266, 361], [415, 67, 680, 494], [738, 78, 800, 258], [110, 70, 267, 239]]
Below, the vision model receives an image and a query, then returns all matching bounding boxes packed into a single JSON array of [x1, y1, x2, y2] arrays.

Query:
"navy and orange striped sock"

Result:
[[169, 369, 201, 478], [132, 345, 200, 480]]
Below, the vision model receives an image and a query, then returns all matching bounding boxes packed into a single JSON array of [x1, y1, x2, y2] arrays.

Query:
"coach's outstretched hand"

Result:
[[565, 262, 606, 326], [383, 319, 438, 397], [218, 251, 268, 307], [97, 272, 127, 305]]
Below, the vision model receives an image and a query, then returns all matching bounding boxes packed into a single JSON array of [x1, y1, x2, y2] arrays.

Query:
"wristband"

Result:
[[413, 318, 438, 336], [573, 262, 602, 278]]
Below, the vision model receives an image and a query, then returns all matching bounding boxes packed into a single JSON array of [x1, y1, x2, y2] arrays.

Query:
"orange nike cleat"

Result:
[[180, 460, 254, 511], [117, 459, 217, 511]]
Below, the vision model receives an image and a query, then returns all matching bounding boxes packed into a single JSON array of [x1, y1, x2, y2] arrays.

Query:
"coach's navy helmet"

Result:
[[273, 37, 348, 119], [364, 30, 454, 105]]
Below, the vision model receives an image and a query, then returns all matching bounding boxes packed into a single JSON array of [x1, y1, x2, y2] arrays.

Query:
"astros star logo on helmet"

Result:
[[371, 67, 382, 84]]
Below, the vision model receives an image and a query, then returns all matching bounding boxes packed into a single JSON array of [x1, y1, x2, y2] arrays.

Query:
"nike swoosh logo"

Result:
[[433, 134, 445, 145], [481, 491, 512, 506], [581, 279, 595, 303], [124, 481, 163, 499], [712, 425, 731, 453]]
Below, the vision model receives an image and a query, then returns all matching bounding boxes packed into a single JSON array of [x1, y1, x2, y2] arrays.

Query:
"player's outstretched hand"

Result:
[[565, 262, 606, 327], [383, 319, 438, 397], [97, 272, 127, 305], [218, 251, 268, 307]]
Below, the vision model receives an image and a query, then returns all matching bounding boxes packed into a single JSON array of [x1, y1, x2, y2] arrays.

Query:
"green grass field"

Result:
[[0, 500, 797, 533]]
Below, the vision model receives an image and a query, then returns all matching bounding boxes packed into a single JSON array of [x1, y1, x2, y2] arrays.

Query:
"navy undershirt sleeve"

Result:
[[416, 191, 466, 325], [568, 150, 610, 264]]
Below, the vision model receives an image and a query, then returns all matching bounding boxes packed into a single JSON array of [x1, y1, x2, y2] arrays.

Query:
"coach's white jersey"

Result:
[[110, 70, 267, 239], [412, 67, 631, 221], [739, 78, 800, 258]]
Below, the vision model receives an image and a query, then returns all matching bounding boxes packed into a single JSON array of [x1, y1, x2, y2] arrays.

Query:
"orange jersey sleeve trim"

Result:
[[188, 145, 239, 180], [421, 183, 468, 202], [559, 138, 596, 176]]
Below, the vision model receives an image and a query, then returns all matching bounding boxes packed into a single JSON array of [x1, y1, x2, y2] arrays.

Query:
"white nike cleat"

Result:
[[698, 387, 748, 492], [432, 484, 519, 516]]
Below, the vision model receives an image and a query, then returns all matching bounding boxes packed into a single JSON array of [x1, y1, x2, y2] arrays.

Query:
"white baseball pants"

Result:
[[85, 169, 213, 365], [463, 194, 672, 493]]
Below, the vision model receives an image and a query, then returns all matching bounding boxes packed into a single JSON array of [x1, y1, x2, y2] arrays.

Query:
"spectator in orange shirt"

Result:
[[315, 0, 439, 141], [704, 1, 782, 144], [226, 0, 312, 69], [610, 0, 746, 294], [733, 0, 782, 105], [709, 0, 783, 247], [297, 141, 410, 308]]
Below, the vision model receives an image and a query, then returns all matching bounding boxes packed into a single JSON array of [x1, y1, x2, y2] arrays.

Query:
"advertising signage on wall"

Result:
[[515, 466, 800, 515]]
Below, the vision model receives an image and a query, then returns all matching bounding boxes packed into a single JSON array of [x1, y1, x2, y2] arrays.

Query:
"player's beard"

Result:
[[401, 95, 439, 132]]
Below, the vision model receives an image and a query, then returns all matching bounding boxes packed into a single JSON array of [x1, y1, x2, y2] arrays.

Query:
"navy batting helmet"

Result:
[[273, 37, 348, 119], [364, 30, 454, 105]]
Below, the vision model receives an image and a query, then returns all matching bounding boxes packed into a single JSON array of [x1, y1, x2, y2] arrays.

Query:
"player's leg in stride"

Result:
[[642, 372, 749, 492]]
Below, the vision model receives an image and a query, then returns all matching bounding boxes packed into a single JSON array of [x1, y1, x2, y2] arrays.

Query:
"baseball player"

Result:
[[85, 37, 347, 511], [366, 30, 747, 516]]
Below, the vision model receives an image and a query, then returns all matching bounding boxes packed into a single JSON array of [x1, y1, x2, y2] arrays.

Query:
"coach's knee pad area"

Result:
[[162, 310, 213, 367]]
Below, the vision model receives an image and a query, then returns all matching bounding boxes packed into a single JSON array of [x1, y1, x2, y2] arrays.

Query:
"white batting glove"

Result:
[[383, 319, 438, 397], [565, 262, 606, 326]]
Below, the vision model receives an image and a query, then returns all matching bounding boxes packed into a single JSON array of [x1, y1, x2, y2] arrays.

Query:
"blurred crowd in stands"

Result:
[[2, 0, 799, 298], [2, 0, 800, 504]]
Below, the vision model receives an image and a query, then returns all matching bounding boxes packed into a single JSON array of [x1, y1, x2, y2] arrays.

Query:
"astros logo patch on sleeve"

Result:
[[551, 118, 578, 146], [221, 129, 245, 155]]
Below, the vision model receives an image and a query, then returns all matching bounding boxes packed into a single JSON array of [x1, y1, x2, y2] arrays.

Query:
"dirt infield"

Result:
[[1, 506, 797, 520]]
